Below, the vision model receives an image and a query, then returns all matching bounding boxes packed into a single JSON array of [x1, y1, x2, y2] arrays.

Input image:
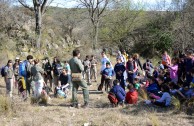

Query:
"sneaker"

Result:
[[70, 103, 78, 108]]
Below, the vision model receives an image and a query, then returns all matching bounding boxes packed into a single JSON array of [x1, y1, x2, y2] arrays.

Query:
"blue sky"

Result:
[[50, 0, 172, 9]]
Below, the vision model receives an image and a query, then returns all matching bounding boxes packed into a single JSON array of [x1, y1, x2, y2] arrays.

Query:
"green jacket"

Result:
[[31, 64, 44, 82], [4, 66, 14, 79], [69, 57, 84, 73]]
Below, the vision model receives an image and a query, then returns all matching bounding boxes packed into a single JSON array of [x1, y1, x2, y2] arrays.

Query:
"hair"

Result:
[[73, 49, 80, 57], [91, 55, 94, 58], [113, 79, 120, 86], [148, 76, 156, 82], [134, 78, 139, 82], [172, 57, 178, 64], [86, 55, 89, 59], [101, 51, 105, 55], [7, 60, 12, 65], [161, 84, 170, 93], [106, 62, 110, 65], [127, 84, 134, 90], [34, 59, 40, 64], [158, 75, 164, 82], [128, 55, 133, 59], [27, 55, 33, 60], [168, 82, 180, 90], [133, 53, 139, 59]]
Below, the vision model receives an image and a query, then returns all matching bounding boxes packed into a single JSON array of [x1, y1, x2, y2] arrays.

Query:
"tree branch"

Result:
[[18, 0, 34, 11]]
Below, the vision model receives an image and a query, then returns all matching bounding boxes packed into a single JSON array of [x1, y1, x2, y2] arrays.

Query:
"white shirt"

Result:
[[101, 56, 112, 71]]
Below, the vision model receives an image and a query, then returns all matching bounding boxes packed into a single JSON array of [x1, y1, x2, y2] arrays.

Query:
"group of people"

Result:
[[98, 49, 194, 107], [1, 55, 72, 100], [1, 48, 194, 109]]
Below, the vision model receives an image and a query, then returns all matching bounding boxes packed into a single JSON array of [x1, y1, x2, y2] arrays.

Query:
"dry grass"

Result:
[[0, 59, 194, 126]]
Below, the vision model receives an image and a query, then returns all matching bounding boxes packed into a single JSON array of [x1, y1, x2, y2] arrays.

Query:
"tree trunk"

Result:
[[93, 22, 99, 50], [35, 5, 42, 48]]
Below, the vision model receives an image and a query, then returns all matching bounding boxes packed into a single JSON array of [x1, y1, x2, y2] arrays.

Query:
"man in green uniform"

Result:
[[69, 49, 89, 108]]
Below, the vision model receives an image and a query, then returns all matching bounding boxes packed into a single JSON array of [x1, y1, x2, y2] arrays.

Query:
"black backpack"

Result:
[[1, 66, 7, 77]]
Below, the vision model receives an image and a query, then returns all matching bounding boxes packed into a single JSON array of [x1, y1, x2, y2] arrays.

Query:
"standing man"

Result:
[[4, 60, 14, 97], [83, 55, 91, 84], [44, 58, 53, 89], [69, 49, 89, 108], [90, 55, 98, 82]]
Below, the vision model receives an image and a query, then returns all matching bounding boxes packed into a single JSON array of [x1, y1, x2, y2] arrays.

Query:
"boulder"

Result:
[[48, 29, 55, 38]]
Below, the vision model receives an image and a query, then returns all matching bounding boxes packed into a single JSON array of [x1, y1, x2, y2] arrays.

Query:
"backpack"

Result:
[[1, 66, 7, 77], [19, 60, 28, 77], [18, 77, 26, 93], [54, 63, 62, 76], [108, 92, 118, 105]]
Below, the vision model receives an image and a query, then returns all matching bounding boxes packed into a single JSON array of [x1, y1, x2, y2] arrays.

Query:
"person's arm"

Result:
[[76, 59, 84, 72], [168, 65, 178, 71], [133, 61, 138, 72], [138, 59, 143, 70]]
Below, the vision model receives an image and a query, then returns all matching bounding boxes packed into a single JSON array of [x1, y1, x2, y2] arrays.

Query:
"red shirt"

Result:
[[125, 89, 138, 104]]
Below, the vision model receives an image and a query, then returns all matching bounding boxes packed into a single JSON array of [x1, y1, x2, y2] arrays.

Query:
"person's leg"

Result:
[[53, 75, 58, 87], [72, 82, 79, 106], [120, 77, 125, 90], [90, 68, 94, 80], [153, 101, 166, 107], [6, 79, 13, 97], [26, 78, 31, 96], [79, 81, 89, 105], [94, 67, 97, 82], [98, 75, 105, 91]]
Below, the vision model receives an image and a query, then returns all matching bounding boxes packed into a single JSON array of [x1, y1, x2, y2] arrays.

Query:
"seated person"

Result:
[[153, 67, 159, 78], [169, 82, 186, 100], [108, 79, 126, 107], [152, 84, 171, 107], [54, 82, 69, 98], [146, 76, 159, 96], [134, 78, 141, 91], [125, 84, 138, 104], [58, 68, 71, 91]]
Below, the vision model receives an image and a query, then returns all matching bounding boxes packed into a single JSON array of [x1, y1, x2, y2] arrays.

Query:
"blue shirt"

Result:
[[102, 67, 114, 77]]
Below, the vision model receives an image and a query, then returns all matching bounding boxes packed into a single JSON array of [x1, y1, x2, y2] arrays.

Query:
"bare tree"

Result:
[[18, 0, 53, 48], [78, 0, 109, 49]]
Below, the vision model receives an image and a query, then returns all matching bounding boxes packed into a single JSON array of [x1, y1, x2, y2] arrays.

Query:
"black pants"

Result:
[[153, 101, 166, 107]]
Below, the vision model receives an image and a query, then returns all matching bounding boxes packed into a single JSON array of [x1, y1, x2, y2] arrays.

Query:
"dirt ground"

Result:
[[0, 77, 194, 126]]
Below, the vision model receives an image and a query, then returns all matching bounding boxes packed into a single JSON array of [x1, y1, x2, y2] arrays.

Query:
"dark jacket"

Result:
[[114, 63, 125, 77], [146, 83, 159, 94], [110, 85, 126, 102]]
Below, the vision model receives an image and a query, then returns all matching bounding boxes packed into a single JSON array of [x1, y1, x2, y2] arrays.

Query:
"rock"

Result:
[[83, 123, 90, 126], [52, 43, 59, 49], [48, 29, 55, 38], [20, 52, 28, 57]]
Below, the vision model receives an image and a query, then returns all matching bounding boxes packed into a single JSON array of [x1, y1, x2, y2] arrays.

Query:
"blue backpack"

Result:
[[19, 60, 28, 77]]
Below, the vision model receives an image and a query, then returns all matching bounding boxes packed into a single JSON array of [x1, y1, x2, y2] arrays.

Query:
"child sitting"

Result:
[[153, 67, 159, 78], [146, 76, 159, 96], [134, 78, 141, 91], [125, 84, 138, 104], [54, 82, 69, 98], [108, 79, 126, 107], [152, 84, 171, 107]]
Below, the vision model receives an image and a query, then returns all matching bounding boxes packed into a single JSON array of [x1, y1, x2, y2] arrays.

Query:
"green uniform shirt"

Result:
[[69, 57, 84, 73]]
